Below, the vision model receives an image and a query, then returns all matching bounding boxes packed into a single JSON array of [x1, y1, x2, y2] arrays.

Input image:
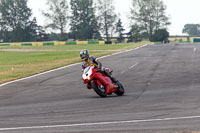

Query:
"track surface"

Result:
[[0, 43, 200, 132]]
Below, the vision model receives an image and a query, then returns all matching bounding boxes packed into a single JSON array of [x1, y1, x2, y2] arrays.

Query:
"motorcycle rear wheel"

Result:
[[91, 81, 107, 97]]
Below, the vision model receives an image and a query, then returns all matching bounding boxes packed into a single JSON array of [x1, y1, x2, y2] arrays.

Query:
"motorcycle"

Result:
[[82, 66, 124, 97]]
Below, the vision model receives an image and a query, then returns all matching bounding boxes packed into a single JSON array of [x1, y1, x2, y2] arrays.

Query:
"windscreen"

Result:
[[83, 66, 91, 74]]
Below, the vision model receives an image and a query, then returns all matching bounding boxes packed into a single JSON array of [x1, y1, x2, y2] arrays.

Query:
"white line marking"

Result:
[[1, 115, 200, 131], [193, 48, 197, 52], [120, 70, 126, 74], [0, 44, 149, 87], [128, 63, 138, 69], [121, 63, 138, 74]]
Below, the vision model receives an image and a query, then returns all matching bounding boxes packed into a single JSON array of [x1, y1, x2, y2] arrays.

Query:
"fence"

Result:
[[0, 41, 105, 46]]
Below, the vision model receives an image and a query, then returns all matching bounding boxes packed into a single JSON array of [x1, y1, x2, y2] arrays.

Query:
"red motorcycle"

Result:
[[82, 66, 124, 97]]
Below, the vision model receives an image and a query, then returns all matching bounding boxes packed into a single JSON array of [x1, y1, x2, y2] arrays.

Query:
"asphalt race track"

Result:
[[0, 43, 200, 133]]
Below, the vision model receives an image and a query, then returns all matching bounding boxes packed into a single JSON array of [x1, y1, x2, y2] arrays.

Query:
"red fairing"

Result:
[[93, 69, 117, 94]]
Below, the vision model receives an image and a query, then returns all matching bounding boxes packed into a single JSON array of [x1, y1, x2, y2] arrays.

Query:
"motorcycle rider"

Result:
[[80, 49, 102, 72], [80, 49, 117, 89]]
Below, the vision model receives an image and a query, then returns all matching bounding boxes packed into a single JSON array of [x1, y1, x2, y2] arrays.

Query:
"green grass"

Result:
[[0, 42, 151, 50], [0, 42, 152, 84], [0, 51, 78, 66]]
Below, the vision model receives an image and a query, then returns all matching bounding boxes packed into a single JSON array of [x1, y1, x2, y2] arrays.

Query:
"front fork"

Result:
[[87, 80, 102, 89], [93, 80, 105, 91], [96, 80, 102, 87]]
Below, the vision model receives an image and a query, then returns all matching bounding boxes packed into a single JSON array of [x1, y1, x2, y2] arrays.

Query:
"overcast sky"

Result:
[[28, 0, 200, 36]]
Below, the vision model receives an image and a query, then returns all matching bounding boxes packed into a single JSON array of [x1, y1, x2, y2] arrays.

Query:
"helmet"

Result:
[[80, 49, 89, 60]]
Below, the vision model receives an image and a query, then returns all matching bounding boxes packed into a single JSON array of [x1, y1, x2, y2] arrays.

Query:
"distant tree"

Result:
[[130, 0, 170, 41], [115, 18, 125, 43], [46, 32, 68, 41], [127, 24, 144, 42], [43, 0, 69, 40], [32, 19, 48, 41], [20, 18, 48, 42], [97, 0, 117, 42], [152, 29, 169, 42], [70, 0, 101, 40], [0, 0, 46, 42], [182, 24, 200, 36]]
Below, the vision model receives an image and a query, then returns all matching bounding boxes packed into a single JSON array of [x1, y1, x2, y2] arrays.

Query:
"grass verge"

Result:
[[0, 42, 152, 84]]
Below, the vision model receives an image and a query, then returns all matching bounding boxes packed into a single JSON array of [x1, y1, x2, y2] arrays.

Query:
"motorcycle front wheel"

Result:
[[91, 81, 107, 97], [115, 81, 125, 96]]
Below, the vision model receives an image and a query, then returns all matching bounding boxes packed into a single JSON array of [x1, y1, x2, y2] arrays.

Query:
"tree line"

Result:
[[182, 24, 200, 36], [0, 0, 170, 43]]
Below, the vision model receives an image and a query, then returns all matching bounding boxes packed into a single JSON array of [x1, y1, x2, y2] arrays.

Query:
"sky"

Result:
[[28, 0, 200, 36]]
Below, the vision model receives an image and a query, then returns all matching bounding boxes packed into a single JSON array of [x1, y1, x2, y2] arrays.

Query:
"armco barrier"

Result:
[[0, 41, 105, 46], [66, 41, 76, 45], [193, 38, 200, 42], [10, 43, 21, 46], [32, 42, 43, 46], [54, 42, 65, 46], [43, 42, 54, 46], [22, 43, 32, 46], [0, 43, 10, 46], [99, 41, 105, 44], [88, 41, 99, 44], [76, 41, 88, 45]]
